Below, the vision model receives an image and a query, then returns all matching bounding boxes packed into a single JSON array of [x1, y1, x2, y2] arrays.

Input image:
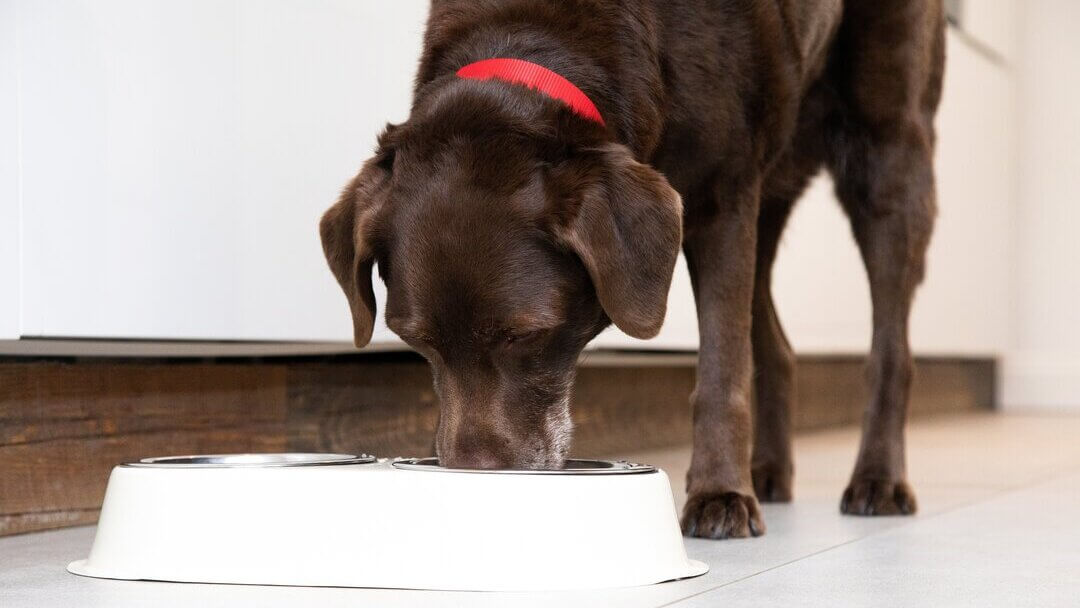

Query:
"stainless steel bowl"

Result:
[[392, 457, 655, 475], [126, 453, 376, 468]]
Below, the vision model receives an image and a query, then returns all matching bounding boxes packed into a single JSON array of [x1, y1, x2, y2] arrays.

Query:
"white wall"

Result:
[[1004, 0, 1080, 410], [0, 0, 19, 339]]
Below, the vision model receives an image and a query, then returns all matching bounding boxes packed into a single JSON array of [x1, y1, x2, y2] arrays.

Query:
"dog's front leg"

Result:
[[680, 179, 765, 539]]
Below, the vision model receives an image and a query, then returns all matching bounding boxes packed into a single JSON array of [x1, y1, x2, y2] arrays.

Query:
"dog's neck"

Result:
[[411, 2, 665, 158]]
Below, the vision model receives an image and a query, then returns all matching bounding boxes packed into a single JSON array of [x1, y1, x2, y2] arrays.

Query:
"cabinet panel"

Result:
[[1, 0, 18, 339], [17, 0, 426, 342], [14, 3, 1014, 357]]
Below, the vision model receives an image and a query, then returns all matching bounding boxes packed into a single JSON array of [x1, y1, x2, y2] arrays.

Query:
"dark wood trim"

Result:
[[0, 353, 994, 536]]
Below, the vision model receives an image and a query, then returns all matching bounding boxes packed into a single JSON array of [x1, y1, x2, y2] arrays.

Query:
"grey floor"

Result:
[[3, 412, 1080, 607]]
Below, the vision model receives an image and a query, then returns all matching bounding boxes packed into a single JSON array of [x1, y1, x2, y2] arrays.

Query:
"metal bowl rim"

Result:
[[391, 457, 656, 475], [124, 453, 376, 468]]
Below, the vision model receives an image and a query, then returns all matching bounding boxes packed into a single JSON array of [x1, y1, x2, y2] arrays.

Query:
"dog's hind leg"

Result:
[[749, 194, 798, 503], [827, 0, 945, 516], [751, 82, 833, 503], [833, 134, 934, 516]]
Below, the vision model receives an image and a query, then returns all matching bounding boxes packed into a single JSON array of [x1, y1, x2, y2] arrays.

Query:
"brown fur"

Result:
[[321, 0, 946, 538]]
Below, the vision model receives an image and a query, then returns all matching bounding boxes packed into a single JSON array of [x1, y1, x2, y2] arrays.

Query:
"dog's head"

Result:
[[320, 83, 681, 469]]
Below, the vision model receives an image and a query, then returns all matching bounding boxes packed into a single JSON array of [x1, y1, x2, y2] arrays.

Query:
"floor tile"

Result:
[[674, 471, 1080, 607]]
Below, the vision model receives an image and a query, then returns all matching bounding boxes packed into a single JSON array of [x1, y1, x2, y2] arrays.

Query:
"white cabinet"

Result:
[[3, 1, 1018, 358], [5, 0, 429, 345]]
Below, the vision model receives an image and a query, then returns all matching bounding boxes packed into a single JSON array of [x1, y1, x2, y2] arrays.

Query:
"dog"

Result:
[[320, 0, 945, 539]]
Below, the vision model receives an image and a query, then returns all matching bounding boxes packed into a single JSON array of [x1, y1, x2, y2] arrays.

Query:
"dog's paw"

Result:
[[681, 491, 765, 539], [752, 462, 793, 503], [840, 478, 917, 516]]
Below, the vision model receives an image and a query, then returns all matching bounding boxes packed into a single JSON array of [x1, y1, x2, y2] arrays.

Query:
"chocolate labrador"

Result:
[[320, 0, 945, 539]]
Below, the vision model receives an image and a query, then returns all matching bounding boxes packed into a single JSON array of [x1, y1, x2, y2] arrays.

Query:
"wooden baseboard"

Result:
[[0, 352, 993, 536]]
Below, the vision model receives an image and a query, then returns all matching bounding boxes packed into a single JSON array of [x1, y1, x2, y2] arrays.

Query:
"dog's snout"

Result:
[[438, 419, 516, 470], [439, 445, 510, 470], [433, 367, 574, 471]]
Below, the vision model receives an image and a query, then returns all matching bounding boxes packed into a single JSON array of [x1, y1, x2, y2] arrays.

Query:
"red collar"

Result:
[[456, 58, 606, 126]]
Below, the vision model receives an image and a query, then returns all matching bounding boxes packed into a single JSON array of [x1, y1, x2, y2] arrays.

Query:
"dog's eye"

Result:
[[504, 329, 543, 346]]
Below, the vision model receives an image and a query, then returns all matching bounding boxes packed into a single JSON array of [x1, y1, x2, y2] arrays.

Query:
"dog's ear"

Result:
[[549, 144, 683, 339], [319, 153, 392, 348]]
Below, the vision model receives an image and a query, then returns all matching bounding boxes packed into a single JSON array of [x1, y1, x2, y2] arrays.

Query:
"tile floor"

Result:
[[2, 412, 1079, 607]]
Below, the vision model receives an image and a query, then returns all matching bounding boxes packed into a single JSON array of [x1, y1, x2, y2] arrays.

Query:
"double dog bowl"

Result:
[[68, 453, 706, 591]]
